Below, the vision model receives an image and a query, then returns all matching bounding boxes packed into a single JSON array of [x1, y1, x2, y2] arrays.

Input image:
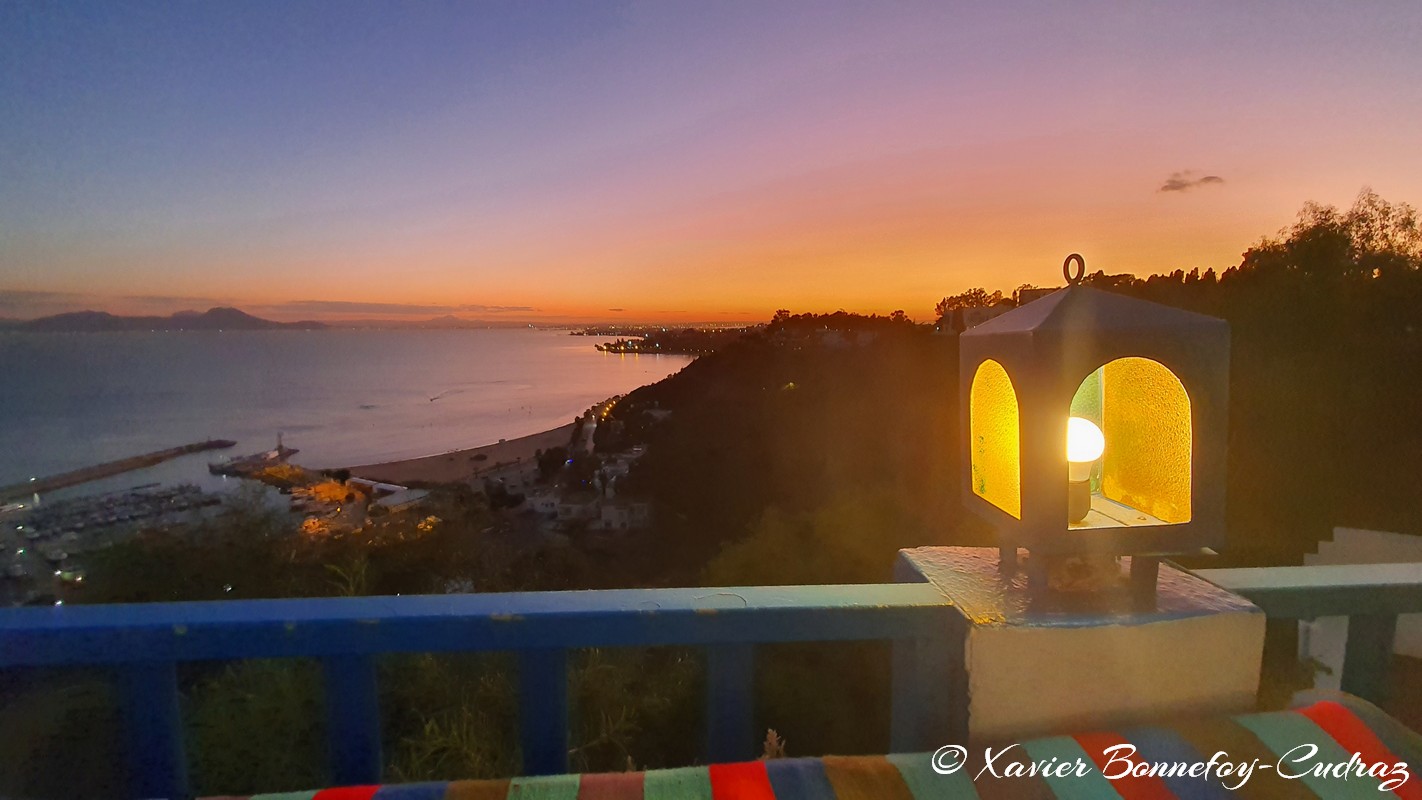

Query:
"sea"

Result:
[[0, 329, 690, 501]]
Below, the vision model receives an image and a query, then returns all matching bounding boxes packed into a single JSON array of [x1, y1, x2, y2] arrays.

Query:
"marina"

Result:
[[1, 483, 223, 606]]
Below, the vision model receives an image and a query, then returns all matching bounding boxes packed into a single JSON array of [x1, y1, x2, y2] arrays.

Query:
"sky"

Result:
[[2, 1, 1421, 323]]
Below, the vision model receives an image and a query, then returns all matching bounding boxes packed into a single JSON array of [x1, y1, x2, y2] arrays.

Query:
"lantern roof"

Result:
[[961, 285, 1226, 339]]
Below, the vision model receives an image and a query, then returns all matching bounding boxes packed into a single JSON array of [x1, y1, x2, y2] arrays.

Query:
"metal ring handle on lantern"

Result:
[[1063, 253, 1086, 285]]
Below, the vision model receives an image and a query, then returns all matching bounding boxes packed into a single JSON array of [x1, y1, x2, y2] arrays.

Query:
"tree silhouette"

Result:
[[934, 288, 1002, 318], [1234, 189, 1420, 283]]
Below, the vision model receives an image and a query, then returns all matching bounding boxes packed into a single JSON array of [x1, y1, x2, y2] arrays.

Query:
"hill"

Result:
[[16, 307, 326, 331]]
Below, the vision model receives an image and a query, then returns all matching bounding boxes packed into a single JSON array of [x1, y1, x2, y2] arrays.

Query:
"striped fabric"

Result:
[[208, 698, 1420, 800]]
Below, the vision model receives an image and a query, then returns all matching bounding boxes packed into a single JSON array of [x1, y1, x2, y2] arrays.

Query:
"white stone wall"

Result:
[[968, 610, 1264, 740]]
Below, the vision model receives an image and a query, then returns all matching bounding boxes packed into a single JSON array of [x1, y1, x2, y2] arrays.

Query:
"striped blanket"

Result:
[[211, 697, 1422, 799]]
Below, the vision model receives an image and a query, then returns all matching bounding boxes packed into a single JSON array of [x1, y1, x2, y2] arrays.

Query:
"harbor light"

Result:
[[959, 253, 1230, 601]]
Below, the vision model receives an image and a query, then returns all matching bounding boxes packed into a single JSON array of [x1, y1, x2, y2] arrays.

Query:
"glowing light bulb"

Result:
[[1067, 417, 1104, 475]]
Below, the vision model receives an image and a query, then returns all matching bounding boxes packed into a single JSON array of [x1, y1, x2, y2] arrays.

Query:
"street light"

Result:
[[959, 254, 1230, 602]]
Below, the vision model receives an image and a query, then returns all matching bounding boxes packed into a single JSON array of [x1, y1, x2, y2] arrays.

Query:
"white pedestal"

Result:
[[897, 546, 1265, 742]]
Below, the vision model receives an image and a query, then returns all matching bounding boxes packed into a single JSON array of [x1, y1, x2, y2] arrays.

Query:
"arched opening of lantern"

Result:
[[1066, 357, 1192, 529], [969, 358, 1021, 520]]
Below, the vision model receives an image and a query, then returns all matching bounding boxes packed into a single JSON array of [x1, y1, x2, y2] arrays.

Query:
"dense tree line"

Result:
[[613, 191, 1422, 577]]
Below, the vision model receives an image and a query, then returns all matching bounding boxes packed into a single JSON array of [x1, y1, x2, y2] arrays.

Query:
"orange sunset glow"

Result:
[[4, 3, 1421, 322]]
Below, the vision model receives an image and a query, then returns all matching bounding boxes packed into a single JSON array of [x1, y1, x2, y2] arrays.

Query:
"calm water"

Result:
[[0, 329, 688, 496]]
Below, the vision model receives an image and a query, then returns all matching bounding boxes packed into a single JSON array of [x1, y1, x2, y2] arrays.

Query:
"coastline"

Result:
[[345, 423, 575, 485]]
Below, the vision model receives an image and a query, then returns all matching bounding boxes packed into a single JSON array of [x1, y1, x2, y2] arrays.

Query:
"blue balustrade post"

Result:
[[117, 661, 189, 800], [890, 637, 921, 751], [890, 627, 964, 752], [1341, 613, 1398, 705], [892, 553, 966, 752], [705, 643, 756, 762], [322, 654, 382, 785], [519, 648, 569, 775]]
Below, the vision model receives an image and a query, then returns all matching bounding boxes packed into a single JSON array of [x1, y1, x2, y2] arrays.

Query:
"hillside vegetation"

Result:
[[602, 188, 1422, 578]]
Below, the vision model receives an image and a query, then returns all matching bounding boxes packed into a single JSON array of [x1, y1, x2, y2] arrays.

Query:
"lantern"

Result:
[[959, 254, 1229, 599]]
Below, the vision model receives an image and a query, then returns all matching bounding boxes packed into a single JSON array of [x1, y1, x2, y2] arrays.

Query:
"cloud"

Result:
[[0, 290, 82, 313], [0, 290, 240, 317], [1158, 170, 1225, 193], [271, 300, 536, 316], [607, 308, 625, 312], [0, 291, 540, 320], [121, 294, 232, 308]]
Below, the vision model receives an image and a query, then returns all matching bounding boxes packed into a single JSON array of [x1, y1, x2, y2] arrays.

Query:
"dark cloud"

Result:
[[607, 308, 625, 312], [272, 300, 536, 316], [121, 294, 232, 307], [0, 291, 238, 317], [0, 289, 120, 318], [0, 290, 82, 312], [1159, 171, 1225, 193], [0, 291, 538, 320]]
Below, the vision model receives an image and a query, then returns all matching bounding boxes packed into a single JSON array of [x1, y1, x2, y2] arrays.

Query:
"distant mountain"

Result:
[[324, 316, 536, 329], [422, 314, 482, 329], [16, 307, 327, 332]]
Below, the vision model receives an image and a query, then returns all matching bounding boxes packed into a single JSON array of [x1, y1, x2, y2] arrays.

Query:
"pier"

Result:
[[0, 439, 236, 502], [207, 441, 299, 478]]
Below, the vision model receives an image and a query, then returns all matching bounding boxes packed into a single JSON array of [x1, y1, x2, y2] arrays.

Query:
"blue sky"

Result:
[[3, 1, 1420, 321]]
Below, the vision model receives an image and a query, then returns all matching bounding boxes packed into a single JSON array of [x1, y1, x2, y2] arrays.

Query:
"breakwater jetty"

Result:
[[0, 439, 236, 502], [208, 441, 299, 478]]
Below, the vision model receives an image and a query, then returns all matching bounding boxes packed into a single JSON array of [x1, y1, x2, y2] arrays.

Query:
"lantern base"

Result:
[[1045, 553, 1122, 593], [1067, 479, 1091, 523], [895, 546, 1264, 743], [998, 546, 1163, 609]]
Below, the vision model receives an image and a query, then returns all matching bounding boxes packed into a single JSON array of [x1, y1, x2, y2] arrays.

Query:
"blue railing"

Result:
[[11, 564, 1416, 799], [1198, 563, 1422, 705], [0, 584, 963, 799]]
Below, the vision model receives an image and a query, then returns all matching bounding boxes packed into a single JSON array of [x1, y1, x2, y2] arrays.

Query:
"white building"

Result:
[[556, 493, 599, 522], [593, 500, 652, 532], [375, 488, 429, 513], [349, 478, 407, 497], [526, 492, 558, 516]]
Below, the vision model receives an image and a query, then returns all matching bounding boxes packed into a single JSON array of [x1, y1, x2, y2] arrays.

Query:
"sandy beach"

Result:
[[345, 423, 575, 485]]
